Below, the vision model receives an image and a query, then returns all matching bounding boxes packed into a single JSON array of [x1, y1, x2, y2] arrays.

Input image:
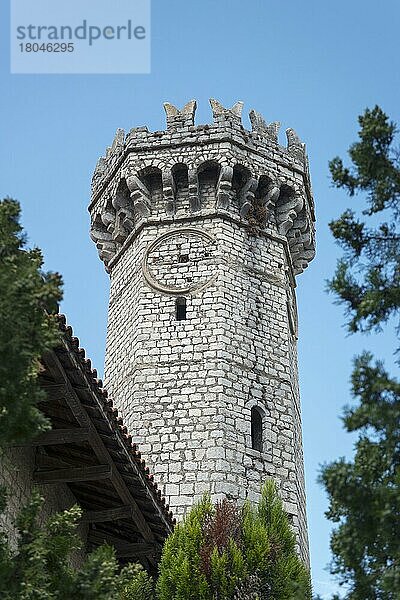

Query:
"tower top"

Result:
[[89, 99, 315, 275]]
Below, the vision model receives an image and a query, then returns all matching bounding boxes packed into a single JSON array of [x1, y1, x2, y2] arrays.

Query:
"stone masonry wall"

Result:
[[91, 99, 316, 566], [104, 214, 309, 564]]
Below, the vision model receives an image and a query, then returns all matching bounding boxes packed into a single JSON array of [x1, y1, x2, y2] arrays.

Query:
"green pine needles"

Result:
[[321, 106, 400, 598], [0, 198, 63, 448], [156, 481, 311, 600]]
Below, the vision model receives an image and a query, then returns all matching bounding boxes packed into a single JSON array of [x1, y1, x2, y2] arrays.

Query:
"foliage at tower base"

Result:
[[156, 481, 311, 600], [0, 481, 309, 600], [320, 106, 400, 599], [0, 490, 149, 600]]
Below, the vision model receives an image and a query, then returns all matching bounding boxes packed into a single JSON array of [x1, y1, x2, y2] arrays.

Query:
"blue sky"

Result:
[[1, 1, 399, 597]]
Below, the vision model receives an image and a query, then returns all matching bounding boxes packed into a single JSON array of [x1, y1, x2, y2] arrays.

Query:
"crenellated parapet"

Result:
[[89, 99, 315, 275]]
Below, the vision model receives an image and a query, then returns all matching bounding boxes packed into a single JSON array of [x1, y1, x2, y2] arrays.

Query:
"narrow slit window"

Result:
[[176, 297, 187, 321], [251, 406, 263, 452]]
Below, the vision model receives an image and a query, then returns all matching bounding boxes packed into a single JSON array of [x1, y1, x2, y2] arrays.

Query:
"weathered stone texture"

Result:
[[0, 448, 88, 565], [89, 100, 315, 566]]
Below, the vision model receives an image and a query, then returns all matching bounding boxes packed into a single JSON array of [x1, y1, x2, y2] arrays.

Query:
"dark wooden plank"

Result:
[[81, 505, 133, 523], [91, 520, 140, 538], [45, 448, 95, 466], [34, 464, 111, 484], [35, 402, 72, 421], [69, 481, 118, 499], [13, 428, 90, 447], [116, 543, 157, 559], [89, 530, 157, 558]]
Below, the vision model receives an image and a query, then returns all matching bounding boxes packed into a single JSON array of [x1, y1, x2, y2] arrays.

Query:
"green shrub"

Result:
[[157, 481, 311, 600], [120, 570, 155, 600], [0, 490, 149, 600]]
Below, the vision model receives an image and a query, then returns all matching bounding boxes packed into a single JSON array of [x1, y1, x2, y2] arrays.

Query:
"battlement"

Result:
[[89, 99, 316, 276]]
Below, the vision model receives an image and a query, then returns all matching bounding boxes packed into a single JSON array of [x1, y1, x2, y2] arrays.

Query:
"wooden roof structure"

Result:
[[30, 314, 174, 569]]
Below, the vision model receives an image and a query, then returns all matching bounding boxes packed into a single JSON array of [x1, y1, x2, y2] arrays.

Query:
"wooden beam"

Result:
[[41, 382, 88, 393], [115, 543, 157, 559], [81, 505, 133, 523], [33, 464, 111, 484], [42, 350, 157, 543], [89, 531, 157, 559], [13, 428, 91, 447]]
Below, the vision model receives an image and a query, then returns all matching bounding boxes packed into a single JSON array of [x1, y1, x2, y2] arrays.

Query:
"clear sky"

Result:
[[1, 1, 399, 597]]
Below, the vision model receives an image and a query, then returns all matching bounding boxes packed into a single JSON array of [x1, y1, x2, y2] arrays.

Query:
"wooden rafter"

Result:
[[42, 350, 155, 544], [89, 530, 158, 559], [14, 428, 91, 447], [34, 464, 111, 484], [81, 505, 134, 523]]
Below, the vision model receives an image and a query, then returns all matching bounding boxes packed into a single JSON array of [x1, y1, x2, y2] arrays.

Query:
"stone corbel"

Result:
[[239, 177, 258, 218], [276, 190, 304, 235], [126, 174, 152, 218], [216, 166, 234, 210], [293, 245, 316, 275], [288, 216, 316, 274], [97, 244, 115, 265], [112, 210, 131, 243], [262, 180, 281, 217], [100, 193, 116, 234], [90, 222, 116, 265], [111, 181, 135, 235], [101, 208, 115, 232]]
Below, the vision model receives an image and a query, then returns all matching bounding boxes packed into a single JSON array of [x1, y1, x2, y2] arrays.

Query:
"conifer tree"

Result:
[[320, 107, 400, 598], [157, 481, 311, 600], [0, 198, 62, 447]]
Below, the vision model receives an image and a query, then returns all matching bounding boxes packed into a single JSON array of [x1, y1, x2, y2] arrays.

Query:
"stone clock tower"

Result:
[[89, 99, 316, 564]]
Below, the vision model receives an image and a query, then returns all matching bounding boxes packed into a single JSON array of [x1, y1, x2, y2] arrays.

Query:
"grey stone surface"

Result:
[[89, 99, 316, 566], [0, 447, 88, 566]]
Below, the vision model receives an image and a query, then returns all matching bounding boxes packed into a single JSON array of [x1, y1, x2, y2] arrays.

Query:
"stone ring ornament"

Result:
[[142, 227, 218, 295]]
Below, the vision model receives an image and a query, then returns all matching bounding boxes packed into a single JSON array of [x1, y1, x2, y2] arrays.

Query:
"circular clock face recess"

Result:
[[142, 227, 218, 295]]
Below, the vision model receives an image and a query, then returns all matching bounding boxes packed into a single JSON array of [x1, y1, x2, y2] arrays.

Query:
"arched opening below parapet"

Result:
[[138, 166, 163, 211], [197, 161, 221, 208], [172, 163, 189, 208]]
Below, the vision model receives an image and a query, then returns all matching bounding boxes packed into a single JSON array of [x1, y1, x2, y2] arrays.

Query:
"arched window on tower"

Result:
[[251, 406, 263, 452], [175, 297, 187, 321]]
